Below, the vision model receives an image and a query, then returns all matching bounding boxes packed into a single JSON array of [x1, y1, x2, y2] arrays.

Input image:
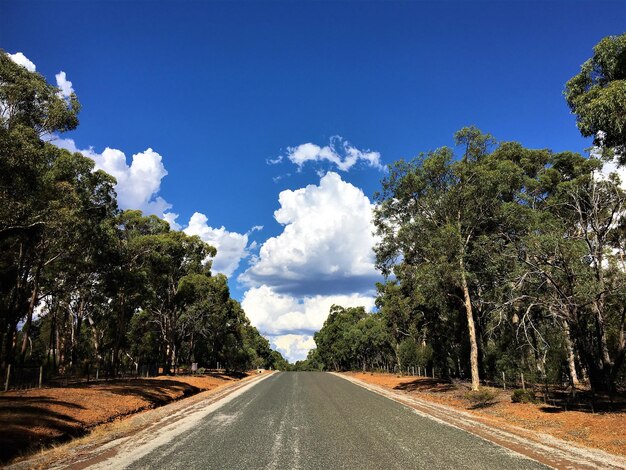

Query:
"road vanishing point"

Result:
[[91, 371, 548, 470]]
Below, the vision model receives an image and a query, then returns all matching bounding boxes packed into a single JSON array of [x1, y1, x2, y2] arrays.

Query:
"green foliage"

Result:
[[373, 123, 626, 393], [511, 389, 537, 404], [313, 305, 394, 371], [0, 49, 80, 134], [565, 33, 626, 159], [398, 340, 433, 369]]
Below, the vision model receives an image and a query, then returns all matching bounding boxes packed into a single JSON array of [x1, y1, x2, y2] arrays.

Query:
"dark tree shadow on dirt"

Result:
[[393, 378, 458, 393], [538, 388, 626, 414], [0, 380, 199, 463], [0, 372, 250, 464], [104, 379, 200, 404], [0, 396, 87, 463]]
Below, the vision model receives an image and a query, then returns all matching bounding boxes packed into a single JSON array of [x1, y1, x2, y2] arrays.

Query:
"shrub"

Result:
[[464, 388, 497, 408], [511, 389, 536, 404]]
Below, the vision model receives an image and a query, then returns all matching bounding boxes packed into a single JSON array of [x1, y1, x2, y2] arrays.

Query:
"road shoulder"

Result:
[[334, 372, 626, 470], [6, 372, 273, 470]]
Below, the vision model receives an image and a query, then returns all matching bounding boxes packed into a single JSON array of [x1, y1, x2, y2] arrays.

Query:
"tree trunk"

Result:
[[459, 257, 480, 391], [87, 316, 101, 365], [71, 299, 85, 367], [562, 320, 580, 386], [395, 341, 402, 375], [610, 307, 626, 388], [20, 259, 43, 360]]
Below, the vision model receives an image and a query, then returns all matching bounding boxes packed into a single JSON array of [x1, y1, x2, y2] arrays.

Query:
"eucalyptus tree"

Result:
[[139, 229, 215, 373], [1, 50, 288, 376], [32, 151, 117, 368], [565, 33, 626, 161], [374, 128, 532, 389], [314, 305, 368, 371], [0, 51, 118, 368], [516, 152, 626, 392]]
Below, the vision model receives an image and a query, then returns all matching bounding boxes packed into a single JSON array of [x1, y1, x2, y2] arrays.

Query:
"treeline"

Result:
[[0, 52, 289, 376], [298, 34, 626, 394]]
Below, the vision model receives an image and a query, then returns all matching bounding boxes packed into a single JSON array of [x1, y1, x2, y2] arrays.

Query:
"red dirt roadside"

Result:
[[0, 373, 247, 463], [345, 372, 626, 457]]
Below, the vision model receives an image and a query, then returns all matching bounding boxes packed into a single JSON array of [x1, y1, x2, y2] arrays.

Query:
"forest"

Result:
[[295, 33, 626, 395], [0, 51, 289, 381]]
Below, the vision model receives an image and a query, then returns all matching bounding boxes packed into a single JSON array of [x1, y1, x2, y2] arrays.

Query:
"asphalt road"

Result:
[[128, 372, 547, 470]]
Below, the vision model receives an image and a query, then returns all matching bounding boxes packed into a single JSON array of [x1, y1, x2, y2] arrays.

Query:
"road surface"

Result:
[[122, 372, 546, 469]]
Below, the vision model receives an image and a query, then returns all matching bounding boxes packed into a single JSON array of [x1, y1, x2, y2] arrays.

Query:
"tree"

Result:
[[314, 305, 368, 371], [1, 50, 289, 379], [565, 33, 626, 160], [514, 152, 626, 392], [375, 128, 512, 390], [0, 51, 85, 368], [141, 230, 215, 373]]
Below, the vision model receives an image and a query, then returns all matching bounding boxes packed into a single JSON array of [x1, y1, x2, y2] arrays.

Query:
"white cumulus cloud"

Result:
[[163, 212, 182, 231], [183, 212, 251, 277], [600, 157, 626, 190], [8, 52, 36, 72], [239, 171, 379, 296], [242, 286, 375, 362], [280, 136, 383, 172], [51, 137, 254, 278], [52, 137, 173, 217], [7, 53, 74, 99], [242, 286, 375, 337], [239, 172, 381, 361], [270, 334, 316, 363], [55, 71, 74, 98]]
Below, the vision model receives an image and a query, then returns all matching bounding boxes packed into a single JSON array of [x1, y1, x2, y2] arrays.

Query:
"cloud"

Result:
[[239, 172, 380, 361], [163, 212, 182, 231], [8, 52, 36, 72], [52, 137, 253, 278], [242, 286, 375, 336], [600, 158, 626, 190], [182, 212, 250, 277], [7, 53, 74, 99], [239, 172, 380, 296], [55, 71, 74, 98], [52, 136, 172, 216], [242, 286, 375, 362], [280, 136, 383, 172], [270, 334, 316, 363]]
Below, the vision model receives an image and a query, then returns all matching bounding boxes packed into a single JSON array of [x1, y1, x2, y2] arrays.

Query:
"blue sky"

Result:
[[3, 0, 625, 360]]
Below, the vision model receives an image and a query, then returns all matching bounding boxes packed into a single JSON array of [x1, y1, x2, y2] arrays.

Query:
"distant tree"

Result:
[[268, 349, 290, 371], [314, 305, 368, 371]]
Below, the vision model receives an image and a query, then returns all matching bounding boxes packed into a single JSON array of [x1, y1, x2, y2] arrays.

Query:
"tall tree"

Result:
[[0, 51, 113, 368], [565, 33, 626, 161]]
